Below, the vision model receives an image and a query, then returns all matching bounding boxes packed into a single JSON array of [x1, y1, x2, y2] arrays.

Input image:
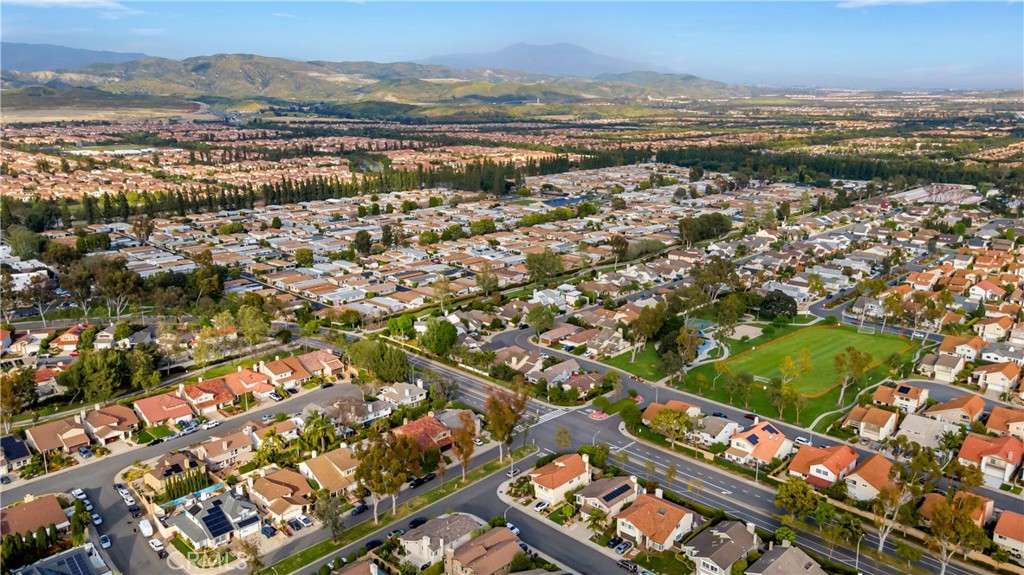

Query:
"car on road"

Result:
[[505, 522, 520, 535], [148, 438, 164, 446], [261, 526, 277, 538], [298, 514, 313, 528], [387, 529, 405, 539], [505, 468, 521, 478], [261, 414, 275, 423], [99, 535, 111, 549], [91, 513, 103, 525], [607, 536, 623, 549], [269, 392, 283, 402], [180, 425, 196, 435], [350, 503, 369, 517], [148, 539, 164, 552], [795, 436, 813, 446], [319, 381, 334, 389], [409, 476, 427, 488], [533, 501, 549, 513], [711, 412, 728, 419], [202, 420, 221, 430], [72, 488, 87, 500], [615, 541, 633, 554], [617, 559, 638, 572], [743, 413, 757, 420], [912, 332, 926, 339], [408, 517, 428, 529], [365, 539, 383, 550]]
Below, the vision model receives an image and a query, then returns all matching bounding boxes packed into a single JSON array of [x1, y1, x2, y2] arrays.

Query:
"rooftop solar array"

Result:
[[202, 503, 233, 538], [748, 435, 760, 445], [897, 386, 911, 394], [602, 484, 632, 502], [763, 424, 778, 435], [63, 552, 93, 575]]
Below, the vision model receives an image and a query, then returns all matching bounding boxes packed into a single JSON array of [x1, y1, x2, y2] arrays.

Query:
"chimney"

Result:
[[781, 538, 791, 548], [746, 522, 756, 535], [94, 404, 101, 411], [769, 541, 774, 551], [199, 376, 203, 383], [237, 366, 242, 373], [405, 387, 410, 397], [582, 453, 590, 474], [275, 355, 280, 361], [311, 450, 317, 459], [416, 378, 424, 389], [428, 411, 434, 418], [403, 417, 409, 425], [79, 410, 87, 421], [753, 416, 760, 425], [630, 475, 639, 494], [654, 488, 663, 500], [178, 383, 185, 394]]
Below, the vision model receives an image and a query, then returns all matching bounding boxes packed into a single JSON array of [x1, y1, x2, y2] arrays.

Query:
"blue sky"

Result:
[[3, 1, 1021, 89]]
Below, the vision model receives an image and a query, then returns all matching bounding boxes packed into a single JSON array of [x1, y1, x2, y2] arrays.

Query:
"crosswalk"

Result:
[[514, 407, 571, 433]]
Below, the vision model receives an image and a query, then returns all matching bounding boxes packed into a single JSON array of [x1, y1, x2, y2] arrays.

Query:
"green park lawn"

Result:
[[604, 344, 668, 381], [681, 325, 916, 426]]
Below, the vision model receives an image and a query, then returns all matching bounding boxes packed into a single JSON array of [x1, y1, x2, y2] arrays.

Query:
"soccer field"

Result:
[[725, 326, 910, 395]]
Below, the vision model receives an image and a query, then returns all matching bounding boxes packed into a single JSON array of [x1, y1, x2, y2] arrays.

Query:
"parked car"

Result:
[[148, 540, 164, 552], [77, 446, 92, 458], [113, 483, 125, 491], [421, 472, 436, 483], [615, 541, 633, 555], [261, 414, 275, 423], [795, 436, 813, 446], [319, 381, 334, 389], [607, 537, 623, 549], [711, 412, 728, 419], [298, 515, 313, 528], [269, 392, 283, 402], [474, 438, 484, 446], [387, 529, 405, 539], [157, 550, 169, 560], [122, 494, 136, 506], [518, 542, 529, 552], [180, 426, 196, 435], [365, 539, 383, 551], [288, 519, 303, 531], [261, 526, 277, 538], [0, 476, 10, 485], [408, 517, 428, 529], [99, 535, 111, 549], [83, 499, 94, 512], [148, 438, 164, 446], [505, 522, 520, 535], [202, 420, 221, 430], [533, 501, 550, 513], [71, 488, 87, 500], [743, 413, 757, 420], [617, 559, 638, 572], [90, 513, 102, 525], [128, 505, 143, 518], [351, 503, 369, 517], [505, 468, 521, 478], [139, 519, 153, 537]]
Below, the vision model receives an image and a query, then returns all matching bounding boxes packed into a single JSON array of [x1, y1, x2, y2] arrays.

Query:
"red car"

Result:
[[70, 351, 80, 357]]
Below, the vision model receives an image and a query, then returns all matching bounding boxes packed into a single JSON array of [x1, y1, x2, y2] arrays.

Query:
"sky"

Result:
[[2, 1, 1022, 90]]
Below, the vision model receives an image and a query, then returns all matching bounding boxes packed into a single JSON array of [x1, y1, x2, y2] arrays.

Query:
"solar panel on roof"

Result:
[[763, 424, 778, 434], [602, 484, 632, 503], [64, 552, 92, 575], [202, 505, 233, 538], [748, 435, 760, 445], [897, 386, 911, 394]]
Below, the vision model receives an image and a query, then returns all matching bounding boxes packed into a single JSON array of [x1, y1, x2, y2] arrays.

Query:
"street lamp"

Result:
[[592, 430, 600, 445], [855, 533, 865, 573], [503, 504, 513, 522]]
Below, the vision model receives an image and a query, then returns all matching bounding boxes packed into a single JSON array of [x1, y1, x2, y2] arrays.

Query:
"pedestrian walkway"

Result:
[[515, 408, 570, 432]]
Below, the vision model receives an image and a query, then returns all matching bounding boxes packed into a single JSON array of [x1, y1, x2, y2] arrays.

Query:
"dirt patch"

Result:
[[731, 324, 763, 340]]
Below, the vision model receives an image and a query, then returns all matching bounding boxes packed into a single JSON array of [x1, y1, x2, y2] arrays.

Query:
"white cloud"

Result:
[[272, 12, 299, 19]]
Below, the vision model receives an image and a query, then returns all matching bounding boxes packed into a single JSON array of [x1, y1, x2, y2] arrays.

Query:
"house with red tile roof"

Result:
[[974, 315, 1015, 342], [52, 323, 91, 353], [393, 416, 452, 453], [249, 467, 313, 521], [972, 362, 1021, 395], [957, 434, 1024, 485], [529, 453, 592, 505], [724, 420, 793, 466], [919, 491, 994, 528], [969, 279, 1006, 302], [986, 406, 1024, 442], [842, 406, 898, 441], [872, 383, 928, 412], [614, 490, 694, 551], [937, 335, 986, 362], [924, 394, 986, 426], [83, 404, 139, 444], [993, 510, 1024, 558], [844, 454, 894, 501], [641, 400, 702, 426], [219, 368, 275, 399], [257, 355, 313, 390], [133, 392, 194, 427], [787, 444, 858, 488], [178, 379, 235, 415]]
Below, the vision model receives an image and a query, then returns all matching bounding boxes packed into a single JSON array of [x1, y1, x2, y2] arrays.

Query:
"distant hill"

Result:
[[422, 43, 664, 77], [1, 42, 150, 72]]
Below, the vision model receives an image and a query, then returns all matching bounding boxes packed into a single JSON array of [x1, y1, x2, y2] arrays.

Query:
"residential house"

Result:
[[972, 362, 1021, 395], [993, 510, 1024, 559], [393, 416, 453, 453], [895, 413, 951, 450], [133, 392, 194, 427], [537, 358, 580, 385], [179, 380, 235, 415], [979, 342, 1024, 366], [641, 400, 702, 426], [872, 383, 928, 413], [400, 514, 481, 570], [12, 544, 111, 575], [842, 406, 898, 441], [143, 452, 203, 493], [843, 453, 894, 501], [52, 324, 91, 354], [537, 323, 580, 346], [693, 417, 740, 447], [197, 426, 256, 470], [219, 368, 275, 400], [0, 495, 70, 537], [24, 416, 90, 454], [295, 349, 346, 379], [684, 521, 760, 575], [249, 467, 313, 521], [83, 404, 140, 444], [787, 444, 858, 488], [614, 490, 695, 551], [257, 355, 313, 391], [745, 541, 826, 575], [93, 325, 117, 350], [166, 492, 260, 549], [379, 382, 428, 406], [937, 335, 986, 362], [529, 453, 592, 505], [957, 434, 1024, 486], [433, 409, 482, 436], [298, 446, 360, 496], [0, 435, 32, 474], [974, 316, 1015, 342], [445, 526, 521, 575], [924, 394, 986, 426], [919, 492, 994, 528], [918, 353, 964, 383], [724, 421, 794, 466], [575, 475, 640, 517], [986, 406, 1024, 442]]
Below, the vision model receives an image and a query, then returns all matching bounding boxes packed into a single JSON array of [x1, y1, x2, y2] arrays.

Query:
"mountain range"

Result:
[[1, 42, 149, 72], [1, 42, 754, 114]]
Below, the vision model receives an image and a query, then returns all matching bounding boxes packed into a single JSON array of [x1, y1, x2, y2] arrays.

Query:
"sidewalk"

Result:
[[496, 478, 621, 569]]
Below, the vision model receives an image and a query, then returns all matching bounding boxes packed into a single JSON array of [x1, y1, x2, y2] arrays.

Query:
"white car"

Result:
[[533, 501, 549, 513], [795, 436, 813, 446], [99, 535, 111, 549], [122, 494, 136, 506], [298, 515, 313, 528], [91, 513, 103, 526], [474, 438, 484, 446], [505, 468, 521, 478], [148, 539, 164, 552], [71, 488, 87, 500], [506, 522, 520, 535], [139, 519, 154, 538], [202, 420, 221, 430]]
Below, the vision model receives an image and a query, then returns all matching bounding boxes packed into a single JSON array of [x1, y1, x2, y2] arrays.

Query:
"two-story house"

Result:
[[399, 514, 481, 570], [693, 417, 740, 447], [683, 521, 760, 575], [787, 444, 858, 488], [82, 404, 140, 444], [957, 434, 1024, 486], [393, 416, 453, 453], [986, 406, 1024, 442], [723, 420, 793, 466], [298, 446, 360, 496], [179, 380, 236, 415], [640, 400, 702, 426], [249, 467, 313, 521], [166, 492, 260, 549], [974, 315, 1015, 342], [924, 394, 987, 426], [197, 426, 257, 470], [575, 475, 639, 518], [972, 362, 1021, 395], [872, 383, 928, 412], [52, 324, 91, 354], [937, 335, 986, 362], [529, 453, 592, 505], [614, 490, 695, 552], [257, 355, 313, 391], [379, 382, 428, 406], [842, 406, 898, 441], [993, 510, 1024, 559], [845, 454, 894, 501], [445, 527, 521, 575]]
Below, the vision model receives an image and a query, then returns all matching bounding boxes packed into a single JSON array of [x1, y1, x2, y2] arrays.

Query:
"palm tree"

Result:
[[255, 429, 286, 466], [303, 411, 336, 453], [586, 508, 607, 534]]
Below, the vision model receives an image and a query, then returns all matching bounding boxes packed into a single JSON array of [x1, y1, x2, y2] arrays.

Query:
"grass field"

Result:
[[681, 325, 916, 426], [604, 344, 668, 381]]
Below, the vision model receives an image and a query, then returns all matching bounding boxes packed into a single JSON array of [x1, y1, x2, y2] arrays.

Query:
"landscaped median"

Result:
[[261, 445, 538, 575]]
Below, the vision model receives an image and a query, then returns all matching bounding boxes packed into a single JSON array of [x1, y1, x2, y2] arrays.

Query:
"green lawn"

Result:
[[134, 425, 172, 444], [634, 550, 695, 574], [604, 344, 668, 381], [681, 326, 917, 426]]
